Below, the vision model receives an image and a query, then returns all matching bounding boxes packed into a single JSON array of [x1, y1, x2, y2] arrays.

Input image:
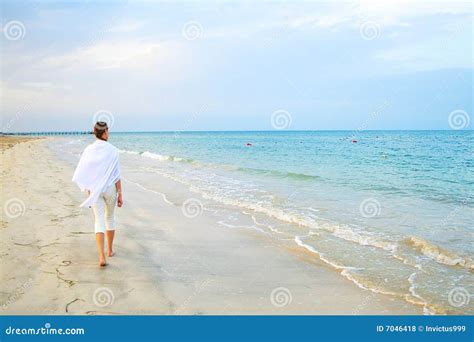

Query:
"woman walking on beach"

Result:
[[72, 122, 123, 267]]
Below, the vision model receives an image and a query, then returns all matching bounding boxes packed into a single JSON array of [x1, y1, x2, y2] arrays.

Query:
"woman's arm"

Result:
[[115, 179, 123, 207]]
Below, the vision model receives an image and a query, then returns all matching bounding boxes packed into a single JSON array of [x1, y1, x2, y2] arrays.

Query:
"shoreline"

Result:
[[1, 138, 425, 315]]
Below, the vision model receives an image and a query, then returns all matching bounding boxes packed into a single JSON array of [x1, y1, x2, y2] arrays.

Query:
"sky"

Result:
[[1, 0, 472, 132]]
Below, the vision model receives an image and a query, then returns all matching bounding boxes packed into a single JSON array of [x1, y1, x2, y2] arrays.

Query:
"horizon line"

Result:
[[1, 129, 473, 135]]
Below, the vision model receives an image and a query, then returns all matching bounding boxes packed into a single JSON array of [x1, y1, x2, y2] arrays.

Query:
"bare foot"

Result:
[[99, 256, 107, 267], [107, 250, 115, 257]]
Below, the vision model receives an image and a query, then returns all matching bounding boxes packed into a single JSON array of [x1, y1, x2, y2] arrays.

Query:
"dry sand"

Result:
[[0, 136, 40, 151], [0, 138, 422, 315]]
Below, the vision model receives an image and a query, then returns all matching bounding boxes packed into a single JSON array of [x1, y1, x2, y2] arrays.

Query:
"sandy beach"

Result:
[[0, 137, 424, 315]]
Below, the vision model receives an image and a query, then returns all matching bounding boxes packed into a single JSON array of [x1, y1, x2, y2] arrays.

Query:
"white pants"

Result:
[[92, 185, 117, 234]]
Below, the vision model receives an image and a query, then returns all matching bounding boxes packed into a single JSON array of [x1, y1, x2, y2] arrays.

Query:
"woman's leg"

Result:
[[92, 197, 107, 266], [104, 186, 117, 257], [95, 233, 106, 266], [106, 231, 115, 257]]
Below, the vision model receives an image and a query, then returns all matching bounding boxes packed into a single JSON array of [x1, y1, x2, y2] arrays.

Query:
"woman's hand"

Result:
[[115, 180, 123, 207], [117, 193, 123, 208]]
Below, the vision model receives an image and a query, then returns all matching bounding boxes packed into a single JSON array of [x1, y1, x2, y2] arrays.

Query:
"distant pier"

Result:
[[0, 131, 92, 136]]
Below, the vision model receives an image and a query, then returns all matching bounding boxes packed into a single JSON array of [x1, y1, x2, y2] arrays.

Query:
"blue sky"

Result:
[[1, 0, 472, 132]]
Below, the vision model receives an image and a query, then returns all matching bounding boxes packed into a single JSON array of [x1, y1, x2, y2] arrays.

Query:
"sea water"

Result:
[[55, 130, 473, 314]]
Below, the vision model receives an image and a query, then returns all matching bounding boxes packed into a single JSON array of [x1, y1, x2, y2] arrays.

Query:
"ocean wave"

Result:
[[295, 235, 346, 270], [404, 236, 474, 271], [118, 149, 140, 155], [296, 236, 442, 314], [119, 149, 192, 163], [407, 272, 439, 315], [122, 147, 323, 183], [295, 236, 408, 297], [139, 164, 399, 255], [236, 167, 321, 181], [141, 151, 173, 161], [195, 188, 399, 253], [217, 220, 265, 233], [248, 214, 286, 235], [332, 226, 397, 252]]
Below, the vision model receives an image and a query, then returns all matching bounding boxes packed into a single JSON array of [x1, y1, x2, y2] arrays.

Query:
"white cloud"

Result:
[[145, 1, 472, 43], [357, 0, 472, 18], [42, 40, 178, 70], [1, 36, 200, 129], [273, 0, 471, 32], [1, 0, 471, 132]]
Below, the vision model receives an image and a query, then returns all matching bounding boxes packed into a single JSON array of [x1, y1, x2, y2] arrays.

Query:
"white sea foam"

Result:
[[294, 235, 401, 297], [138, 164, 399, 255], [405, 236, 473, 271], [294, 235, 345, 270], [246, 213, 285, 235], [332, 226, 397, 252], [141, 151, 172, 161], [123, 177, 174, 205], [217, 220, 265, 233], [407, 272, 437, 315], [118, 149, 140, 155], [120, 149, 182, 161], [295, 235, 441, 313], [114, 145, 465, 315]]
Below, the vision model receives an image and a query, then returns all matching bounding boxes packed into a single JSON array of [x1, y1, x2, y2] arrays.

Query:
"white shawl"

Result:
[[72, 140, 121, 207]]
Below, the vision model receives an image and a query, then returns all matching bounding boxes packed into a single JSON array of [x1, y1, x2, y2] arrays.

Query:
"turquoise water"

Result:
[[114, 131, 472, 205], [57, 131, 473, 314]]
